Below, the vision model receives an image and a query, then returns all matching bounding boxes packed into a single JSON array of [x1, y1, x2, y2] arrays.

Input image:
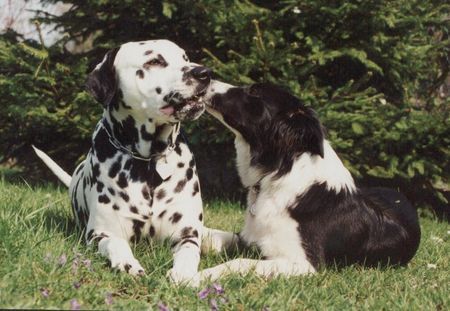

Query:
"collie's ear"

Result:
[[86, 47, 120, 107], [270, 107, 324, 158]]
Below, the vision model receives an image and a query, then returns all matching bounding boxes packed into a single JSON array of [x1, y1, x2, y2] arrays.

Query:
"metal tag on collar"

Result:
[[169, 122, 181, 148], [155, 156, 172, 180], [155, 122, 181, 180]]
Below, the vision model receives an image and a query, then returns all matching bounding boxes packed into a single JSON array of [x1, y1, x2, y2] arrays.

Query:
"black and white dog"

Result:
[[193, 81, 421, 284], [33, 40, 214, 283]]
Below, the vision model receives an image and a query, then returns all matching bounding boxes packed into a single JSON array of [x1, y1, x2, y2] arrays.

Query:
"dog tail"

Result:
[[32, 145, 72, 188]]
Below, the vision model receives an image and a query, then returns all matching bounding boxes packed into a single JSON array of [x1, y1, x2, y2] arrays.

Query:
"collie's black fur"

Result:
[[290, 184, 420, 268]]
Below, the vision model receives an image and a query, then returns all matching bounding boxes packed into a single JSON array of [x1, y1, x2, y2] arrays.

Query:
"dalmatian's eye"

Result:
[[148, 59, 163, 65], [143, 55, 168, 69]]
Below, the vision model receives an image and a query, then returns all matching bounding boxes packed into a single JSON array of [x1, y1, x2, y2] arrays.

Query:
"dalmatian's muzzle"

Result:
[[160, 66, 212, 121]]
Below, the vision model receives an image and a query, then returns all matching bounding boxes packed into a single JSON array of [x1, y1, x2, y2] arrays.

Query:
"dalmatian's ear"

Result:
[[86, 47, 120, 107]]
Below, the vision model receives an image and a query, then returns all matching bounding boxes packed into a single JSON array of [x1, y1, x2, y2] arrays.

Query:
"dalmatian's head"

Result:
[[86, 40, 211, 122]]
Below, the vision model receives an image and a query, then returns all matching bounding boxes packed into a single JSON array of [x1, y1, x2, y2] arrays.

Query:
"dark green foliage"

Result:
[[1, 0, 449, 215], [0, 30, 98, 176]]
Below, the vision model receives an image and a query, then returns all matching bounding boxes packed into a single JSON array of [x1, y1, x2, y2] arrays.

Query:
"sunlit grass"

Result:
[[0, 178, 448, 309]]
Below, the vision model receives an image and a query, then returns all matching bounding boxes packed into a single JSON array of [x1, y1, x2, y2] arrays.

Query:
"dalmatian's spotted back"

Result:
[[34, 40, 211, 282]]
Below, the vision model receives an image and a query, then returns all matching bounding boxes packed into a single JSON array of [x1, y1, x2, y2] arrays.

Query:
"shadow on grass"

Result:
[[41, 203, 81, 239], [1, 167, 80, 240], [0, 165, 63, 189]]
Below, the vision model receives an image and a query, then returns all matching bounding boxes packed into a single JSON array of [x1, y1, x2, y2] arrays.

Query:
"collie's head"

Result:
[[206, 82, 325, 174]]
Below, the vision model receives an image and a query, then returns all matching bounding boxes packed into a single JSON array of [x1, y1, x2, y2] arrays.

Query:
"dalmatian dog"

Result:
[[33, 39, 217, 283]]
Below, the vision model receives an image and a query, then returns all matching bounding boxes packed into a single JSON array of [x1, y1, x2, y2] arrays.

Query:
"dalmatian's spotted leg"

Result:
[[167, 223, 202, 284], [201, 227, 240, 254], [86, 229, 145, 276]]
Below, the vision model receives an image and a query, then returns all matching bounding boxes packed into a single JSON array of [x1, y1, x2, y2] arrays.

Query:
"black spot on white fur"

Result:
[[108, 156, 122, 178], [149, 225, 155, 237], [117, 172, 128, 188], [174, 144, 182, 156], [98, 194, 110, 204], [119, 192, 129, 202], [93, 128, 117, 163], [169, 212, 182, 223], [142, 186, 150, 200], [130, 220, 145, 243], [186, 168, 193, 180], [174, 179, 187, 193], [140, 125, 153, 141], [156, 189, 166, 200], [97, 182, 104, 192], [192, 181, 199, 196]]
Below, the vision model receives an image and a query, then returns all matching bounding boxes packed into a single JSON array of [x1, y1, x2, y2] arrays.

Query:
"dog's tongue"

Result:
[[160, 105, 175, 116]]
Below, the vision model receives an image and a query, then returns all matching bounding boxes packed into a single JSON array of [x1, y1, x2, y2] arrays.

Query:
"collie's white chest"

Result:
[[240, 193, 310, 264]]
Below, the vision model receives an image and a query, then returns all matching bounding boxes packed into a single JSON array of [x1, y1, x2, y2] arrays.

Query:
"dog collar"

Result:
[[100, 119, 180, 162]]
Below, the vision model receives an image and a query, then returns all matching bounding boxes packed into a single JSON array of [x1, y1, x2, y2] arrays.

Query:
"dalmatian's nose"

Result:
[[190, 66, 212, 83]]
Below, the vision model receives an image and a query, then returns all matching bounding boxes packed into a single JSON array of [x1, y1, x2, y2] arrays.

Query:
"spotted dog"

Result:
[[33, 40, 212, 283], [192, 81, 421, 284]]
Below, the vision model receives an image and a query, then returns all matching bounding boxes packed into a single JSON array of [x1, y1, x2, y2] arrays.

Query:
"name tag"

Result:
[[155, 157, 173, 180]]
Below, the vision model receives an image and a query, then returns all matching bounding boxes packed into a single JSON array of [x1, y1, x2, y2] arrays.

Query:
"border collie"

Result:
[[194, 82, 421, 284]]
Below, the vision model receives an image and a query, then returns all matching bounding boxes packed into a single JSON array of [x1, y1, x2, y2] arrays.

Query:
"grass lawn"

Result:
[[0, 177, 448, 310]]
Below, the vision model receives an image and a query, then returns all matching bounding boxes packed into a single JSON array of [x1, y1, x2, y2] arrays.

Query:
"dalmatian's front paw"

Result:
[[111, 257, 145, 276], [167, 268, 200, 287]]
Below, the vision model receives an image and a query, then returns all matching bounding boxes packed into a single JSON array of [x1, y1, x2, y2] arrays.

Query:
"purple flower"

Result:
[[105, 292, 113, 305], [209, 298, 218, 311], [70, 299, 81, 310], [198, 287, 211, 299], [82, 259, 91, 268], [212, 283, 224, 295], [73, 281, 81, 289], [58, 254, 67, 266], [40, 288, 49, 298], [157, 302, 170, 311]]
